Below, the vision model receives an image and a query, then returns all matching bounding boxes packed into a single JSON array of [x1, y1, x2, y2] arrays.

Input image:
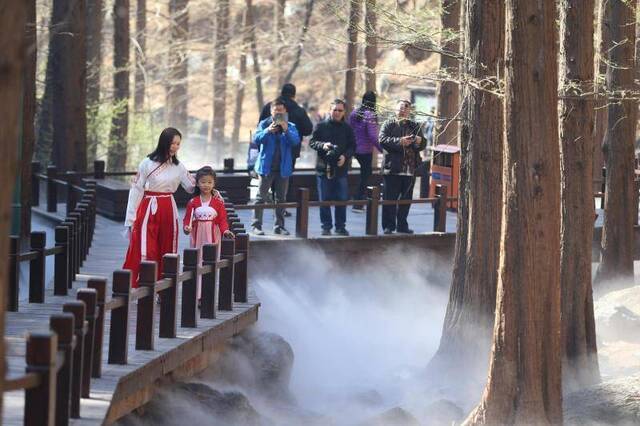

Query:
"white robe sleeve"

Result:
[[179, 163, 196, 194], [124, 159, 149, 227]]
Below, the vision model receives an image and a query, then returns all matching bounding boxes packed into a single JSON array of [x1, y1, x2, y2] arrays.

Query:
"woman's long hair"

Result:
[[148, 127, 182, 165], [354, 91, 377, 122]]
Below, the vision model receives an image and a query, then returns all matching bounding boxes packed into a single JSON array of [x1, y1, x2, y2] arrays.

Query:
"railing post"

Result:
[[69, 212, 82, 270], [434, 184, 448, 233], [182, 248, 199, 328], [87, 278, 106, 377], [50, 313, 75, 426], [77, 288, 97, 398], [108, 270, 131, 364], [635, 179, 640, 226], [136, 261, 157, 350], [54, 226, 70, 296], [296, 187, 310, 238], [219, 238, 236, 311], [31, 161, 41, 207], [223, 158, 234, 173], [201, 243, 218, 319], [24, 331, 57, 426], [234, 234, 249, 303], [61, 221, 74, 288], [93, 160, 105, 179], [62, 301, 86, 419], [47, 165, 57, 213], [63, 219, 77, 284], [77, 202, 90, 261], [601, 167, 606, 209], [159, 254, 179, 338], [29, 231, 46, 303], [8, 236, 20, 311], [366, 185, 380, 236], [65, 178, 75, 217]]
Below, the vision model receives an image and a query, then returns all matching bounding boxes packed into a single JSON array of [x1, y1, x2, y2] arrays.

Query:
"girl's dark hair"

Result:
[[355, 91, 377, 122], [148, 127, 182, 165], [193, 166, 217, 196]]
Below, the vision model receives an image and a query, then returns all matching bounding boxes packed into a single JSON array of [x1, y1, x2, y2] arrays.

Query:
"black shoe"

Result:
[[335, 228, 349, 236], [321, 228, 332, 236], [383, 228, 394, 235], [397, 228, 414, 234], [283, 209, 292, 217], [252, 225, 264, 236], [274, 226, 290, 236]]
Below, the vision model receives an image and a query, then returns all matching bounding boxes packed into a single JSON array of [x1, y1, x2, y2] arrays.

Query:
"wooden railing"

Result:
[[232, 185, 454, 236], [8, 184, 97, 311], [5, 199, 249, 425]]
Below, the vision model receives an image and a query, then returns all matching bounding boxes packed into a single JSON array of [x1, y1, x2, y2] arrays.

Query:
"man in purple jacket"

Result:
[[348, 91, 382, 212]]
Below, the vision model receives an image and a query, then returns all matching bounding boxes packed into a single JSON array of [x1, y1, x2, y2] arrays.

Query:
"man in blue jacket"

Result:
[[252, 98, 301, 235]]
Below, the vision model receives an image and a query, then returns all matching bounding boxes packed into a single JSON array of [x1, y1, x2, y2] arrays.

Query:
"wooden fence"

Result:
[[5, 199, 249, 425]]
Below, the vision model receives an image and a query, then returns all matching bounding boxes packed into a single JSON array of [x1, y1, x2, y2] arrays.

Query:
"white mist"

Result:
[[252, 244, 450, 423]]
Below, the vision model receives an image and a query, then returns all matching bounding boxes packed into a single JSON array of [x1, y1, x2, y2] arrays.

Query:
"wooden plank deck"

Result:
[[3, 215, 260, 425]]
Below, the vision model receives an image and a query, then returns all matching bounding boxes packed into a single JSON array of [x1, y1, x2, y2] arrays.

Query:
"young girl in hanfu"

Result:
[[183, 166, 234, 299], [123, 127, 196, 288]]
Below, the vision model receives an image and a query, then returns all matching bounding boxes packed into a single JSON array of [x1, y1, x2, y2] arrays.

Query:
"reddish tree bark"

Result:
[[464, 0, 562, 423], [210, 0, 230, 156], [559, 0, 600, 392], [107, 0, 130, 171], [593, 0, 609, 193], [429, 0, 504, 389], [87, 0, 103, 163], [0, 0, 28, 413], [134, 0, 146, 112], [167, 0, 189, 132], [435, 0, 460, 146], [345, 0, 361, 113], [595, 0, 637, 287], [364, 0, 377, 92]]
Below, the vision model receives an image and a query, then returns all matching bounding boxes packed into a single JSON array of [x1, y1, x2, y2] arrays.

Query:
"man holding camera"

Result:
[[252, 98, 301, 235], [379, 99, 426, 234], [310, 99, 356, 236]]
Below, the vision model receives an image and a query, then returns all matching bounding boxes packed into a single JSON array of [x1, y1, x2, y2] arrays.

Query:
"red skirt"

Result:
[[123, 191, 179, 288]]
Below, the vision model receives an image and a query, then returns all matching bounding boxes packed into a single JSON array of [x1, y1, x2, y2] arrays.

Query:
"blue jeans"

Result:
[[317, 175, 349, 230]]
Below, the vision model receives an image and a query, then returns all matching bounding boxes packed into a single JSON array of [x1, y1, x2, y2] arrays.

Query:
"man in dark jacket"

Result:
[[379, 100, 426, 234], [309, 99, 356, 236], [259, 83, 313, 169]]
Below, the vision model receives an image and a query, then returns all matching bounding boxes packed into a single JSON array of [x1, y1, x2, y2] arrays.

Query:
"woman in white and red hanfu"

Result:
[[123, 128, 195, 287], [183, 166, 234, 299]]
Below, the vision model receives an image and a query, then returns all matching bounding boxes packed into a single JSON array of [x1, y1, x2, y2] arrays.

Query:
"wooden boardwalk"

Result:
[[3, 214, 260, 425]]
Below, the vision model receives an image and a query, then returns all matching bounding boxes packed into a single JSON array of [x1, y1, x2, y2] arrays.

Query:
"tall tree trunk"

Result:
[[36, 7, 57, 165], [167, 0, 189, 133], [86, 0, 103, 164], [210, 0, 230, 157], [274, 0, 286, 88], [283, 0, 315, 84], [593, 0, 610, 193], [429, 0, 504, 390], [364, 0, 377, 92], [559, 0, 600, 392], [134, 0, 146, 112], [107, 0, 130, 171], [0, 1, 28, 413], [464, 0, 561, 424], [345, 0, 361, 113], [231, 5, 251, 145], [52, 0, 87, 172], [21, 0, 37, 238], [248, 0, 264, 112], [435, 0, 460, 146], [595, 0, 637, 287]]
